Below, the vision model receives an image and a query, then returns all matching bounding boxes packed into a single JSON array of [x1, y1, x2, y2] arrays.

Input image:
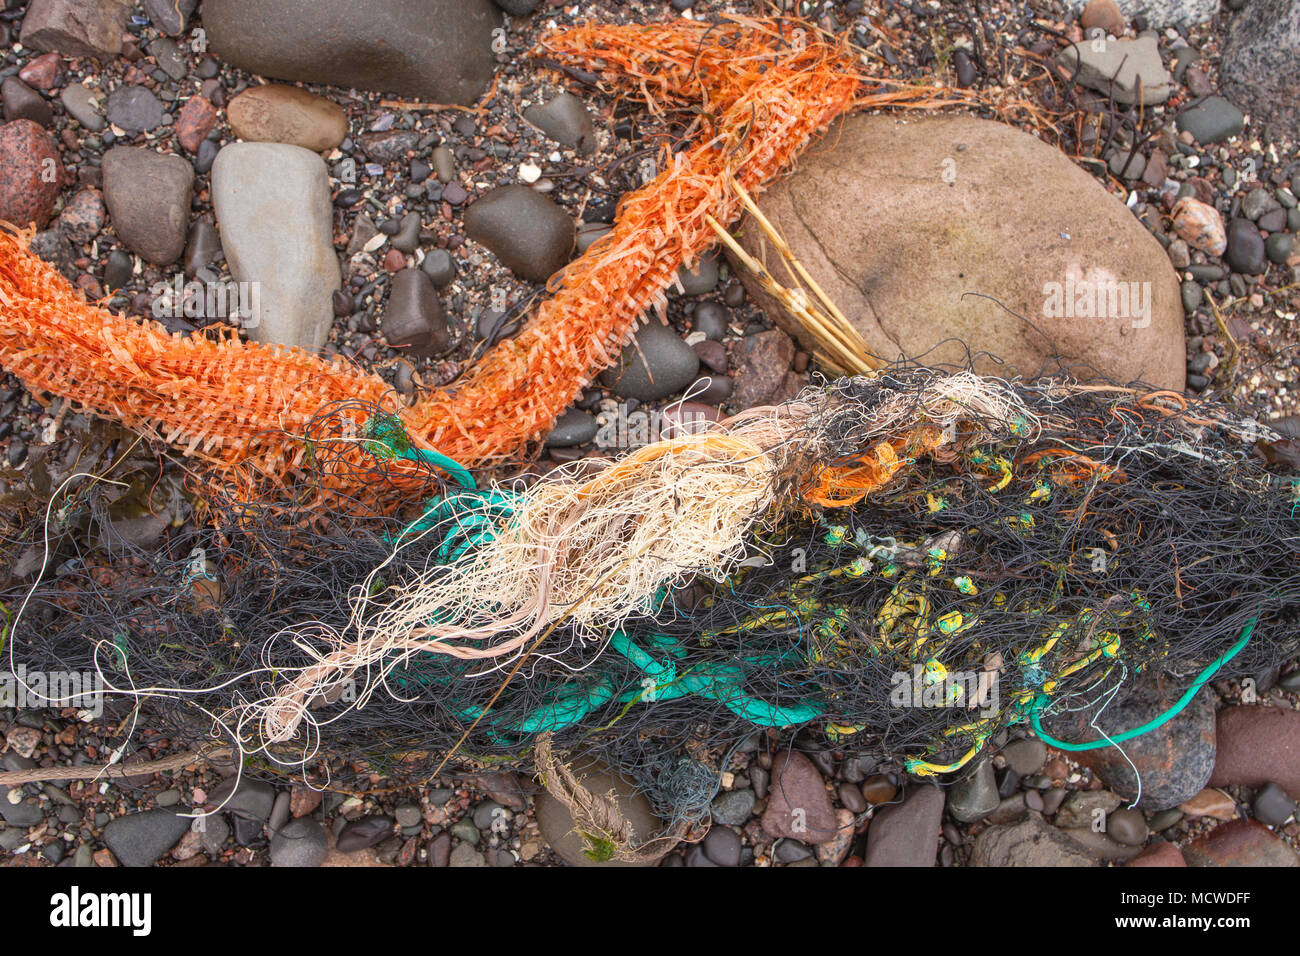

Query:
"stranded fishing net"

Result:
[[6, 370, 1298, 829]]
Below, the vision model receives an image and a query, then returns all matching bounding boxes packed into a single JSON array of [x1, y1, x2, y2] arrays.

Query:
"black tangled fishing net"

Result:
[[3, 370, 1299, 826]]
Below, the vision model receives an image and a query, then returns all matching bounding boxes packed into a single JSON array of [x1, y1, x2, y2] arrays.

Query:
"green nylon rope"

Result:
[[1029, 616, 1256, 752]]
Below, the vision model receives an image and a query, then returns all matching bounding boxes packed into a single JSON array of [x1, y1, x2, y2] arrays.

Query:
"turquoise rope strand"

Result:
[[1030, 617, 1256, 752]]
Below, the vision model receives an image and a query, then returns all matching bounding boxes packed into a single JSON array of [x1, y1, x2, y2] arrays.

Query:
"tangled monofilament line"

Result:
[[6, 370, 1298, 807]]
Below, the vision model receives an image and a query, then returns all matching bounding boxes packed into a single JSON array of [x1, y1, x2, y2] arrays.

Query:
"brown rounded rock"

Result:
[[0, 119, 62, 229], [1210, 706, 1300, 798], [731, 114, 1185, 389], [227, 84, 348, 153], [1125, 841, 1187, 867], [1183, 820, 1300, 867]]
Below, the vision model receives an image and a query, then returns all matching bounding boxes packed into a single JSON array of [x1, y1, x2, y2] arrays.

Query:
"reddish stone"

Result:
[[1183, 820, 1300, 867], [760, 750, 837, 845], [75, 274, 103, 299], [0, 119, 63, 228], [730, 328, 795, 409], [18, 52, 63, 91], [290, 786, 322, 818], [1211, 706, 1300, 798], [384, 247, 407, 272], [176, 95, 217, 153], [1126, 841, 1187, 867]]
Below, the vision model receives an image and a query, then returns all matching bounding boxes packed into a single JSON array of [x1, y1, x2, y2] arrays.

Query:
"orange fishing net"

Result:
[[0, 17, 957, 502]]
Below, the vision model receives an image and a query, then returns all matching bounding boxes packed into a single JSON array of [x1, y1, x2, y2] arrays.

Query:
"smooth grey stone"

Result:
[[710, 789, 756, 826], [336, 815, 394, 852], [471, 801, 505, 832], [420, 248, 456, 287], [60, 82, 105, 131], [101, 146, 193, 266], [212, 142, 341, 351], [449, 842, 486, 866], [394, 804, 422, 829], [102, 809, 191, 867], [184, 216, 223, 276], [106, 85, 165, 133], [1057, 36, 1171, 105], [702, 826, 742, 866], [432, 145, 455, 183], [268, 791, 291, 833], [1107, 807, 1149, 845], [104, 248, 133, 290], [1224, 218, 1266, 275], [0, 786, 43, 827], [599, 319, 700, 402], [692, 300, 729, 340], [384, 267, 448, 353], [1265, 233, 1293, 265], [202, 0, 501, 105], [524, 92, 597, 154], [207, 777, 276, 822], [1176, 95, 1246, 144], [544, 408, 598, 447], [948, 759, 1001, 823], [1253, 783, 1297, 827], [999, 738, 1046, 776], [148, 38, 188, 81], [464, 185, 574, 282], [450, 819, 480, 845], [494, 0, 541, 14], [392, 211, 421, 253], [269, 817, 328, 866], [677, 248, 720, 295]]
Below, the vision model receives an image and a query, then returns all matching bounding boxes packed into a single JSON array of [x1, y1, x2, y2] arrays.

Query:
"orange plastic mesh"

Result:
[[0, 18, 949, 502]]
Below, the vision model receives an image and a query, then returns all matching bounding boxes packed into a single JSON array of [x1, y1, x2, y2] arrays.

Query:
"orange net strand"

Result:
[[0, 19, 886, 499]]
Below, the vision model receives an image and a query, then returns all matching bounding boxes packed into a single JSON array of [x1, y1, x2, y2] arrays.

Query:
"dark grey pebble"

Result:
[[545, 408, 598, 447], [463, 184, 574, 282], [384, 268, 448, 354], [1224, 218, 1266, 274], [102, 810, 191, 867], [523, 92, 597, 154], [106, 85, 165, 133], [1252, 782, 1296, 827], [420, 248, 456, 287], [269, 817, 328, 866], [599, 320, 700, 402], [336, 815, 394, 852], [702, 826, 742, 866], [692, 300, 730, 340]]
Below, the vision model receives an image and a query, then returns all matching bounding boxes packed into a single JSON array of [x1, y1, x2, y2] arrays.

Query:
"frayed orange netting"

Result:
[[0, 17, 954, 500]]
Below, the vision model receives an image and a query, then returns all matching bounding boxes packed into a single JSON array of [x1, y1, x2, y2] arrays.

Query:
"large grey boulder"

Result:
[[730, 114, 1185, 390], [202, 0, 501, 105], [1220, 0, 1300, 141], [211, 143, 341, 352]]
